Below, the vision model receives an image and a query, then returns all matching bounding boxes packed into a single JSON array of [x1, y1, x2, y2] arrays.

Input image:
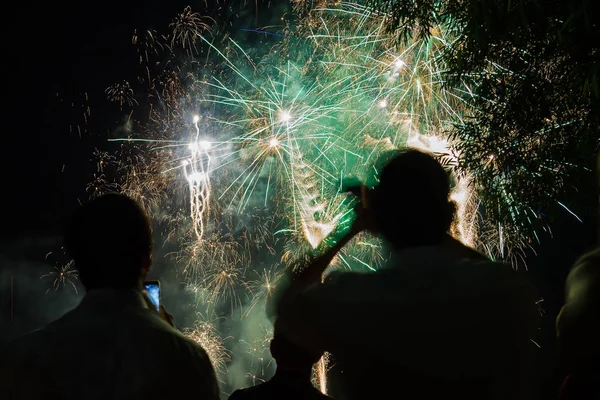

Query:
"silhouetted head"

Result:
[[64, 193, 152, 290], [270, 333, 321, 374], [368, 149, 454, 249]]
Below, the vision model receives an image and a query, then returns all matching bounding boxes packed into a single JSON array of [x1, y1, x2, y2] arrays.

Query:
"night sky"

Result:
[[2, 0, 598, 396], [6, 1, 227, 239]]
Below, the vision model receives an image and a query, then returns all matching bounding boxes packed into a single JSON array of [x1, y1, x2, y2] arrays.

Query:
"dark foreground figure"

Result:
[[0, 194, 218, 400], [273, 149, 539, 400], [557, 247, 600, 400], [229, 333, 331, 400]]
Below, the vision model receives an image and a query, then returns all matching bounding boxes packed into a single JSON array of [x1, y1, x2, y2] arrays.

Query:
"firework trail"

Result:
[[312, 352, 330, 394], [183, 115, 212, 241]]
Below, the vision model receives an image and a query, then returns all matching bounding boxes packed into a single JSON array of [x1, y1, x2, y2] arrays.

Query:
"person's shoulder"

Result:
[[227, 382, 270, 400], [133, 313, 219, 397], [323, 269, 366, 285], [456, 256, 507, 270], [1, 329, 40, 365], [455, 257, 519, 279], [1, 318, 66, 365], [454, 258, 536, 296], [136, 310, 210, 358], [228, 389, 243, 400], [228, 387, 250, 400], [0, 324, 60, 392], [313, 269, 381, 299]]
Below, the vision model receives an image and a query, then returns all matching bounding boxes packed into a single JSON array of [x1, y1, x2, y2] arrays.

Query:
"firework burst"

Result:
[[170, 6, 212, 52], [245, 266, 283, 316], [184, 315, 231, 374], [86, 0, 535, 393], [42, 251, 79, 294], [105, 80, 138, 109]]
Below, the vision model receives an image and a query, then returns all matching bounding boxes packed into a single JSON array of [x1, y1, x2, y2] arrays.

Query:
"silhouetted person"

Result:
[[229, 333, 332, 400], [0, 193, 219, 400], [272, 149, 538, 400], [556, 248, 600, 400]]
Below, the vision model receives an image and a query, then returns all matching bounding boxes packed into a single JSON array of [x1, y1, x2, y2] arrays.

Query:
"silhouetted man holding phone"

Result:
[[1, 194, 219, 399], [273, 149, 538, 400]]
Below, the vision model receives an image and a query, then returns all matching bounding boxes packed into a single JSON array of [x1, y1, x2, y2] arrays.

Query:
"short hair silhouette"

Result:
[[270, 333, 321, 371], [371, 149, 454, 248], [64, 193, 152, 290]]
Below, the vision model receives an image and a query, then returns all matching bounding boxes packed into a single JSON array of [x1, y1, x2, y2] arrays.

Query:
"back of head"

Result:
[[370, 149, 454, 248], [64, 193, 152, 290], [270, 333, 321, 373]]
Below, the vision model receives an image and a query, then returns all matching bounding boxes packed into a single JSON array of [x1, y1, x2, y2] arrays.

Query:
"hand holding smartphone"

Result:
[[143, 280, 160, 312], [143, 280, 175, 327]]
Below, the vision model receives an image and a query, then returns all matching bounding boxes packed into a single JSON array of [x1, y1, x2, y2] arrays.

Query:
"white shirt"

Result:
[[1, 289, 219, 400], [276, 246, 538, 400]]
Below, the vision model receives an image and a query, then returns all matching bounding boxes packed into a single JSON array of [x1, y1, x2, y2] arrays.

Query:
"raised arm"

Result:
[[268, 199, 368, 321]]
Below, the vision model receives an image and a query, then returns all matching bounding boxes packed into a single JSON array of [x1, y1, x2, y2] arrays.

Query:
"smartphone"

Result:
[[144, 280, 160, 312]]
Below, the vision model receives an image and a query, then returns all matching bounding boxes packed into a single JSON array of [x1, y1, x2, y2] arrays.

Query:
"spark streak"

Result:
[[184, 115, 212, 241]]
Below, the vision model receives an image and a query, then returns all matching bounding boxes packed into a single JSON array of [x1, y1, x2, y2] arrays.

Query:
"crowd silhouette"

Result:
[[1, 149, 598, 399]]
